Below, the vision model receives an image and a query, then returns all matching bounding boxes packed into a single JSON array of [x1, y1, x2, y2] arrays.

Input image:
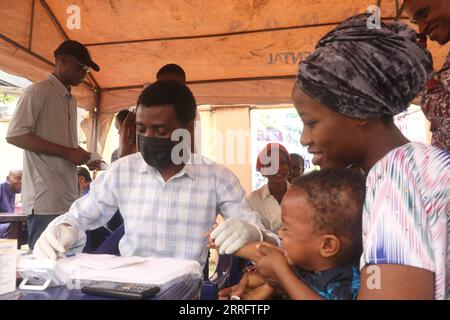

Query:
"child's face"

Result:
[[278, 188, 324, 271]]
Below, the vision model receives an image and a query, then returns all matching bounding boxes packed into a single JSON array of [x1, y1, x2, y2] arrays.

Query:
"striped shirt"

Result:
[[360, 142, 449, 300], [53, 153, 275, 267]]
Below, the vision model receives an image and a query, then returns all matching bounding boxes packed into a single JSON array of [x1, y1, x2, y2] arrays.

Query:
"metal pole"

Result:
[[93, 89, 101, 155]]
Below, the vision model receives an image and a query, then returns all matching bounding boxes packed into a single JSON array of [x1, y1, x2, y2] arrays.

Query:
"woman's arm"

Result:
[[357, 264, 435, 300]]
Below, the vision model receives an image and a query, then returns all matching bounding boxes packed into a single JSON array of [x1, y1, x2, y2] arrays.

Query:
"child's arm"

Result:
[[232, 241, 264, 261]]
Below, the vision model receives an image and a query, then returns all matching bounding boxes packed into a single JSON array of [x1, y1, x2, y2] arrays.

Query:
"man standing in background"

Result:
[[6, 40, 100, 249]]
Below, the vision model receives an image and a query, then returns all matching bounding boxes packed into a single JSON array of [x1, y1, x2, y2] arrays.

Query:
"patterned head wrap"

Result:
[[296, 14, 434, 119]]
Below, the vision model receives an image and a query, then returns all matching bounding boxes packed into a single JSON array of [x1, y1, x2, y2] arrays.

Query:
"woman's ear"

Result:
[[319, 234, 340, 258]]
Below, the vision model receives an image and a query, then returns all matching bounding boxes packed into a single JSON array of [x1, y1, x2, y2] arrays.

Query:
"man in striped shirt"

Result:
[[33, 81, 277, 267]]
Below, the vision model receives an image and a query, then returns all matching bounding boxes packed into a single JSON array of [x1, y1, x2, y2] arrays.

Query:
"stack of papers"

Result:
[[0, 239, 17, 295], [20, 254, 203, 287]]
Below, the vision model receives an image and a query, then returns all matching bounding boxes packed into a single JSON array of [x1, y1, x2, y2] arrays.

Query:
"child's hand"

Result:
[[218, 269, 273, 300], [204, 224, 218, 249], [255, 243, 291, 288]]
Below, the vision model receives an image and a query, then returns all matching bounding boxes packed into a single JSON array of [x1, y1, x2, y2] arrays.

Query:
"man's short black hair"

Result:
[[137, 80, 197, 125], [77, 167, 92, 182], [115, 110, 130, 125], [291, 168, 366, 262], [156, 64, 186, 82]]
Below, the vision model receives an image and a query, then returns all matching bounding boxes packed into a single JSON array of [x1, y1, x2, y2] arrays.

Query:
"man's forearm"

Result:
[[6, 133, 69, 158]]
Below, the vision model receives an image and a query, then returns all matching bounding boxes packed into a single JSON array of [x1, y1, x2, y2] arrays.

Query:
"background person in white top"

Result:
[[6, 40, 101, 250], [247, 143, 291, 233], [287, 153, 305, 183], [33, 80, 277, 265]]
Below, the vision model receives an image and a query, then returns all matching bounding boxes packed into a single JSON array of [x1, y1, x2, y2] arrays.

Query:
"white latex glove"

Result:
[[33, 224, 79, 260], [210, 218, 263, 255]]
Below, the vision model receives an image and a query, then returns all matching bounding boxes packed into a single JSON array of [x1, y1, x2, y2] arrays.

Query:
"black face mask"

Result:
[[138, 135, 177, 169]]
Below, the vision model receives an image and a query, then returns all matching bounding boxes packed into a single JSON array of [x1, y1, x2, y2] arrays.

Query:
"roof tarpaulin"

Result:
[[1, 0, 449, 113]]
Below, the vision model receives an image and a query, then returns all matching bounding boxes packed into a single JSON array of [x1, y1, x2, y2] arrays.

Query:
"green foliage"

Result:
[[0, 93, 13, 104]]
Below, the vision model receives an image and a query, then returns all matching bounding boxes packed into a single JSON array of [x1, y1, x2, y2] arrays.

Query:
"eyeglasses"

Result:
[[68, 55, 91, 73]]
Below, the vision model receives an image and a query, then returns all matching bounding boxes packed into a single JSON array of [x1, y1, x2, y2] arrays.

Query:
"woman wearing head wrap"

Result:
[[255, 14, 449, 300], [404, 0, 450, 152], [247, 143, 290, 233]]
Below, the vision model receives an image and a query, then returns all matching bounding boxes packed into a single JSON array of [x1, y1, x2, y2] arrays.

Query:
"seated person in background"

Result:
[[218, 168, 365, 300], [287, 153, 304, 183], [109, 110, 132, 229], [77, 167, 91, 197], [76, 167, 110, 252], [0, 170, 23, 238], [33, 80, 277, 265], [247, 143, 290, 233], [111, 110, 132, 163], [118, 110, 137, 159]]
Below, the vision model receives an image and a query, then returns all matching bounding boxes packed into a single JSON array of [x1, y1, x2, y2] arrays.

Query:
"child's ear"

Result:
[[319, 235, 340, 258]]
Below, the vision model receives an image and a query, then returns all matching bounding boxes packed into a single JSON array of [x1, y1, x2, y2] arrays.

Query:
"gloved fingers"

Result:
[[218, 234, 239, 255], [58, 227, 77, 249], [33, 237, 58, 260], [45, 227, 66, 253], [247, 224, 263, 242], [32, 241, 47, 259], [212, 225, 234, 247], [210, 221, 229, 240], [224, 237, 246, 255]]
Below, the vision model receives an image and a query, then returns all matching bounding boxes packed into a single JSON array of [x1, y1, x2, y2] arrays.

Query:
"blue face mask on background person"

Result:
[[138, 135, 178, 169]]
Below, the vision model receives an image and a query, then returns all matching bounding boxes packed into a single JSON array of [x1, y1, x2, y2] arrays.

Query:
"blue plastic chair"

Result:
[[93, 224, 124, 255]]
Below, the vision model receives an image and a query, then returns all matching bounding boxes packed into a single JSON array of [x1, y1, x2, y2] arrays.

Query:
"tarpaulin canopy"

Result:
[[1, 0, 449, 113]]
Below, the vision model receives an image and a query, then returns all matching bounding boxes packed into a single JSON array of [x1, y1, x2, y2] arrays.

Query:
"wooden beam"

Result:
[[84, 17, 408, 47], [395, 0, 407, 21], [101, 75, 296, 92], [28, 0, 35, 50]]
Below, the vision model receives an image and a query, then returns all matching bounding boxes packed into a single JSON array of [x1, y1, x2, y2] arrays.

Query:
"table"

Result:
[[0, 213, 27, 248], [0, 276, 203, 300]]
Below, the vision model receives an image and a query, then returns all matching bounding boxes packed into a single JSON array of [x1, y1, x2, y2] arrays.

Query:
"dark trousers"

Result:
[[0, 223, 11, 238], [27, 214, 59, 250], [107, 210, 123, 231]]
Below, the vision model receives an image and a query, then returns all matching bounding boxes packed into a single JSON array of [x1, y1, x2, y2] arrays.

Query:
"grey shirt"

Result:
[[7, 74, 78, 215]]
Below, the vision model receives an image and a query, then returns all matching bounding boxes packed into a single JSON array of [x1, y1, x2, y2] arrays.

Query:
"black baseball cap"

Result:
[[54, 40, 100, 72]]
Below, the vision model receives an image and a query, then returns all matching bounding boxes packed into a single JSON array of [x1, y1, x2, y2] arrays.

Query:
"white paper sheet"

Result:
[[21, 254, 203, 286], [0, 239, 17, 295]]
